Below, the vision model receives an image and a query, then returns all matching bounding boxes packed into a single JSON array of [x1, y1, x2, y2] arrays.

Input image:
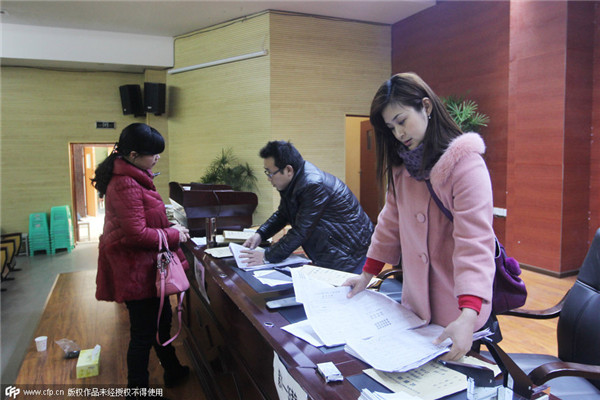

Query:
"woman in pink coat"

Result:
[[344, 73, 496, 361], [92, 123, 190, 398]]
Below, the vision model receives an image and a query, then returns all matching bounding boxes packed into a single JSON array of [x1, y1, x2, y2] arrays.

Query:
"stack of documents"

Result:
[[295, 264, 380, 287], [191, 235, 225, 246], [229, 242, 309, 271], [358, 389, 421, 400], [363, 356, 501, 400], [253, 269, 292, 286], [285, 268, 492, 373], [222, 230, 256, 243], [346, 327, 492, 373], [204, 246, 233, 258]]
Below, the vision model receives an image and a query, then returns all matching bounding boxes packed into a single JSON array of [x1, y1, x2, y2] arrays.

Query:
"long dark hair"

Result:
[[370, 72, 462, 190], [91, 123, 165, 197]]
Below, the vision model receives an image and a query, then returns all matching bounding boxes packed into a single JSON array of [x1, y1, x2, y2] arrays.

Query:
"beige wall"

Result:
[[167, 13, 272, 222], [270, 13, 389, 183], [1, 11, 390, 234], [168, 11, 390, 223], [0, 67, 170, 234]]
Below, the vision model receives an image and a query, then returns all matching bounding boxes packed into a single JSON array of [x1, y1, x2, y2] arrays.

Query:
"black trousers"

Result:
[[125, 297, 182, 389]]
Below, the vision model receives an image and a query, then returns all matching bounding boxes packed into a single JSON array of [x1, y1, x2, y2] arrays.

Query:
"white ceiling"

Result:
[[0, 0, 434, 38]]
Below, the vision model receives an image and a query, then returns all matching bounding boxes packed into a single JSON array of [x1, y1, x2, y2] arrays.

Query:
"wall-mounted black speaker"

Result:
[[119, 85, 145, 117], [144, 82, 166, 115]]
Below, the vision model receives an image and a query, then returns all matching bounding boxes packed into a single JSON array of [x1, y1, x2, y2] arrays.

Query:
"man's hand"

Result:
[[243, 233, 262, 249], [342, 272, 374, 298], [240, 248, 266, 266]]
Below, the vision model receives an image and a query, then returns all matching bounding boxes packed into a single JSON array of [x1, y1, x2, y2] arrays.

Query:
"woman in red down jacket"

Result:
[[92, 123, 190, 398]]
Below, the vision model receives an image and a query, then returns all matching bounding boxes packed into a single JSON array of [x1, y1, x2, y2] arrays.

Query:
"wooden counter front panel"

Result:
[[182, 265, 273, 399], [181, 243, 374, 400], [205, 266, 277, 399]]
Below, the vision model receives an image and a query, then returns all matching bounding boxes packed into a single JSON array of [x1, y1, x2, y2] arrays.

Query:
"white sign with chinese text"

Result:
[[273, 351, 308, 400]]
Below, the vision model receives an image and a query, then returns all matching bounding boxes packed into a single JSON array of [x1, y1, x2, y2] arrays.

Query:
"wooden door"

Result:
[[84, 147, 97, 217], [359, 120, 383, 223], [71, 144, 86, 220], [70, 143, 111, 242]]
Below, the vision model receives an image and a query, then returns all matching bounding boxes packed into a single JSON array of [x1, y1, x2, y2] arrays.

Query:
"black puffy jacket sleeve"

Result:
[[258, 181, 331, 263]]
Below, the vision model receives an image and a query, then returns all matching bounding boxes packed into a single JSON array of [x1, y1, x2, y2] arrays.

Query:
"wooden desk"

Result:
[[183, 243, 563, 400], [182, 243, 369, 400]]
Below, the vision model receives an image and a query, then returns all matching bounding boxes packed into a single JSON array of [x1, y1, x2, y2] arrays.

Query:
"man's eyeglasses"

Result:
[[264, 167, 284, 178]]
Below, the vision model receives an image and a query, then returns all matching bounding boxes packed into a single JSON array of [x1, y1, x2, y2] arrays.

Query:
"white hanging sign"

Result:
[[273, 351, 308, 400]]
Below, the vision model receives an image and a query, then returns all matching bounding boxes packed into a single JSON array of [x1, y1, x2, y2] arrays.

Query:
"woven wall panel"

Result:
[[169, 12, 389, 222], [1, 67, 147, 233]]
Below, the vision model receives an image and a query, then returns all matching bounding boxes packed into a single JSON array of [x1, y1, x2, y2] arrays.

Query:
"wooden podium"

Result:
[[168, 182, 258, 237]]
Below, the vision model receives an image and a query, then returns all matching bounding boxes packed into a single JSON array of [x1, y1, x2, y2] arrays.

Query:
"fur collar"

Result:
[[430, 132, 485, 186]]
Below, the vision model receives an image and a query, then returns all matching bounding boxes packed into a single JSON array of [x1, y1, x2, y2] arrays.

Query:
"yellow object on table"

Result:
[[76, 345, 101, 378]]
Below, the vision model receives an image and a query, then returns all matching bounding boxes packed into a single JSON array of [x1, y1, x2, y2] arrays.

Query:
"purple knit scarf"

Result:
[[397, 143, 429, 181]]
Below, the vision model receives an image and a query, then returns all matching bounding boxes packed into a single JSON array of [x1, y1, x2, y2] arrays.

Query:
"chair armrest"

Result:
[[502, 291, 568, 319], [369, 268, 403, 291], [376, 268, 402, 281], [529, 361, 600, 385]]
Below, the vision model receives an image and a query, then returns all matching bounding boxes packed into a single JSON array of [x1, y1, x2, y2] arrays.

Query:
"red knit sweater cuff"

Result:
[[458, 295, 482, 314], [363, 257, 386, 275]]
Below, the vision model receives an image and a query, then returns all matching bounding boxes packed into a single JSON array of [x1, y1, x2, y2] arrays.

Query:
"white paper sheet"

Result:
[[297, 264, 380, 287], [223, 230, 255, 242], [273, 352, 308, 400], [291, 268, 426, 347], [204, 246, 233, 258], [288, 268, 492, 372], [191, 235, 225, 246], [253, 269, 293, 286], [358, 388, 422, 400], [346, 326, 494, 373], [345, 325, 448, 372], [281, 319, 325, 347]]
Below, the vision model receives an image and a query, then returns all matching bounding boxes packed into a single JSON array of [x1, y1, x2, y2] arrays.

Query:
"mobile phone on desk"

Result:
[[265, 296, 302, 310]]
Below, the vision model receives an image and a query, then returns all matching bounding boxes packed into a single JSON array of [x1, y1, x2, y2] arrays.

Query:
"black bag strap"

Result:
[[425, 180, 453, 222]]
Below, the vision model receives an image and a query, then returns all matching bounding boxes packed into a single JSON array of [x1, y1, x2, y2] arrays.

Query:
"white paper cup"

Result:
[[35, 336, 48, 352]]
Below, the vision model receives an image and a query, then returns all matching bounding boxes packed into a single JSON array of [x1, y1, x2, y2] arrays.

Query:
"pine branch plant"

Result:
[[442, 95, 490, 133], [200, 148, 258, 192]]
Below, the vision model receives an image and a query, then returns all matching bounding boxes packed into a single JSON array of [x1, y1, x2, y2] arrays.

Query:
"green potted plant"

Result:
[[442, 95, 490, 133], [200, 148, 258, 192]]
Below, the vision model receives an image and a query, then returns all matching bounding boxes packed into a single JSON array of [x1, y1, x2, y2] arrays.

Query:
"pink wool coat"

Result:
[[368, 133, 495, 329], [96, 158, 189, 303]]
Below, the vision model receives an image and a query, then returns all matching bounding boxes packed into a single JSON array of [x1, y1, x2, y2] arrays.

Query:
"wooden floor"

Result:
[[14, 270, 207, 399], [496, 268, 577, 355]]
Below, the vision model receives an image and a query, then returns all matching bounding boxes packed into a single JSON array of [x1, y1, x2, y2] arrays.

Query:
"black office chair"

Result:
[[0, 241, 16, 283], [486, 227, 600, 400], [1, 247, 8, 291], [1, 233, 22, 272]]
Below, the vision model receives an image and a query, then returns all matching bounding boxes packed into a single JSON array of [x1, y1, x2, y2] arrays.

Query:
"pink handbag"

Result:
[[155, 229, 189, 346]]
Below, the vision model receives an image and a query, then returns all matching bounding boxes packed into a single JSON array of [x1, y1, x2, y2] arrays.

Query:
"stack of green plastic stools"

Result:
[[29, 213, 51, 256], [50, 205, 75, 253]]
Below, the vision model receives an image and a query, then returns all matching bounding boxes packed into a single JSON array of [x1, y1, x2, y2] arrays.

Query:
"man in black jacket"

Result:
[[241, 141, 373, 273]]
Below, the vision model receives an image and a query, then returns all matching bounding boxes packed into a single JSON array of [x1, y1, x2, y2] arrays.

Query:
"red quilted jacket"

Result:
[[95, 158, 189, 303]]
